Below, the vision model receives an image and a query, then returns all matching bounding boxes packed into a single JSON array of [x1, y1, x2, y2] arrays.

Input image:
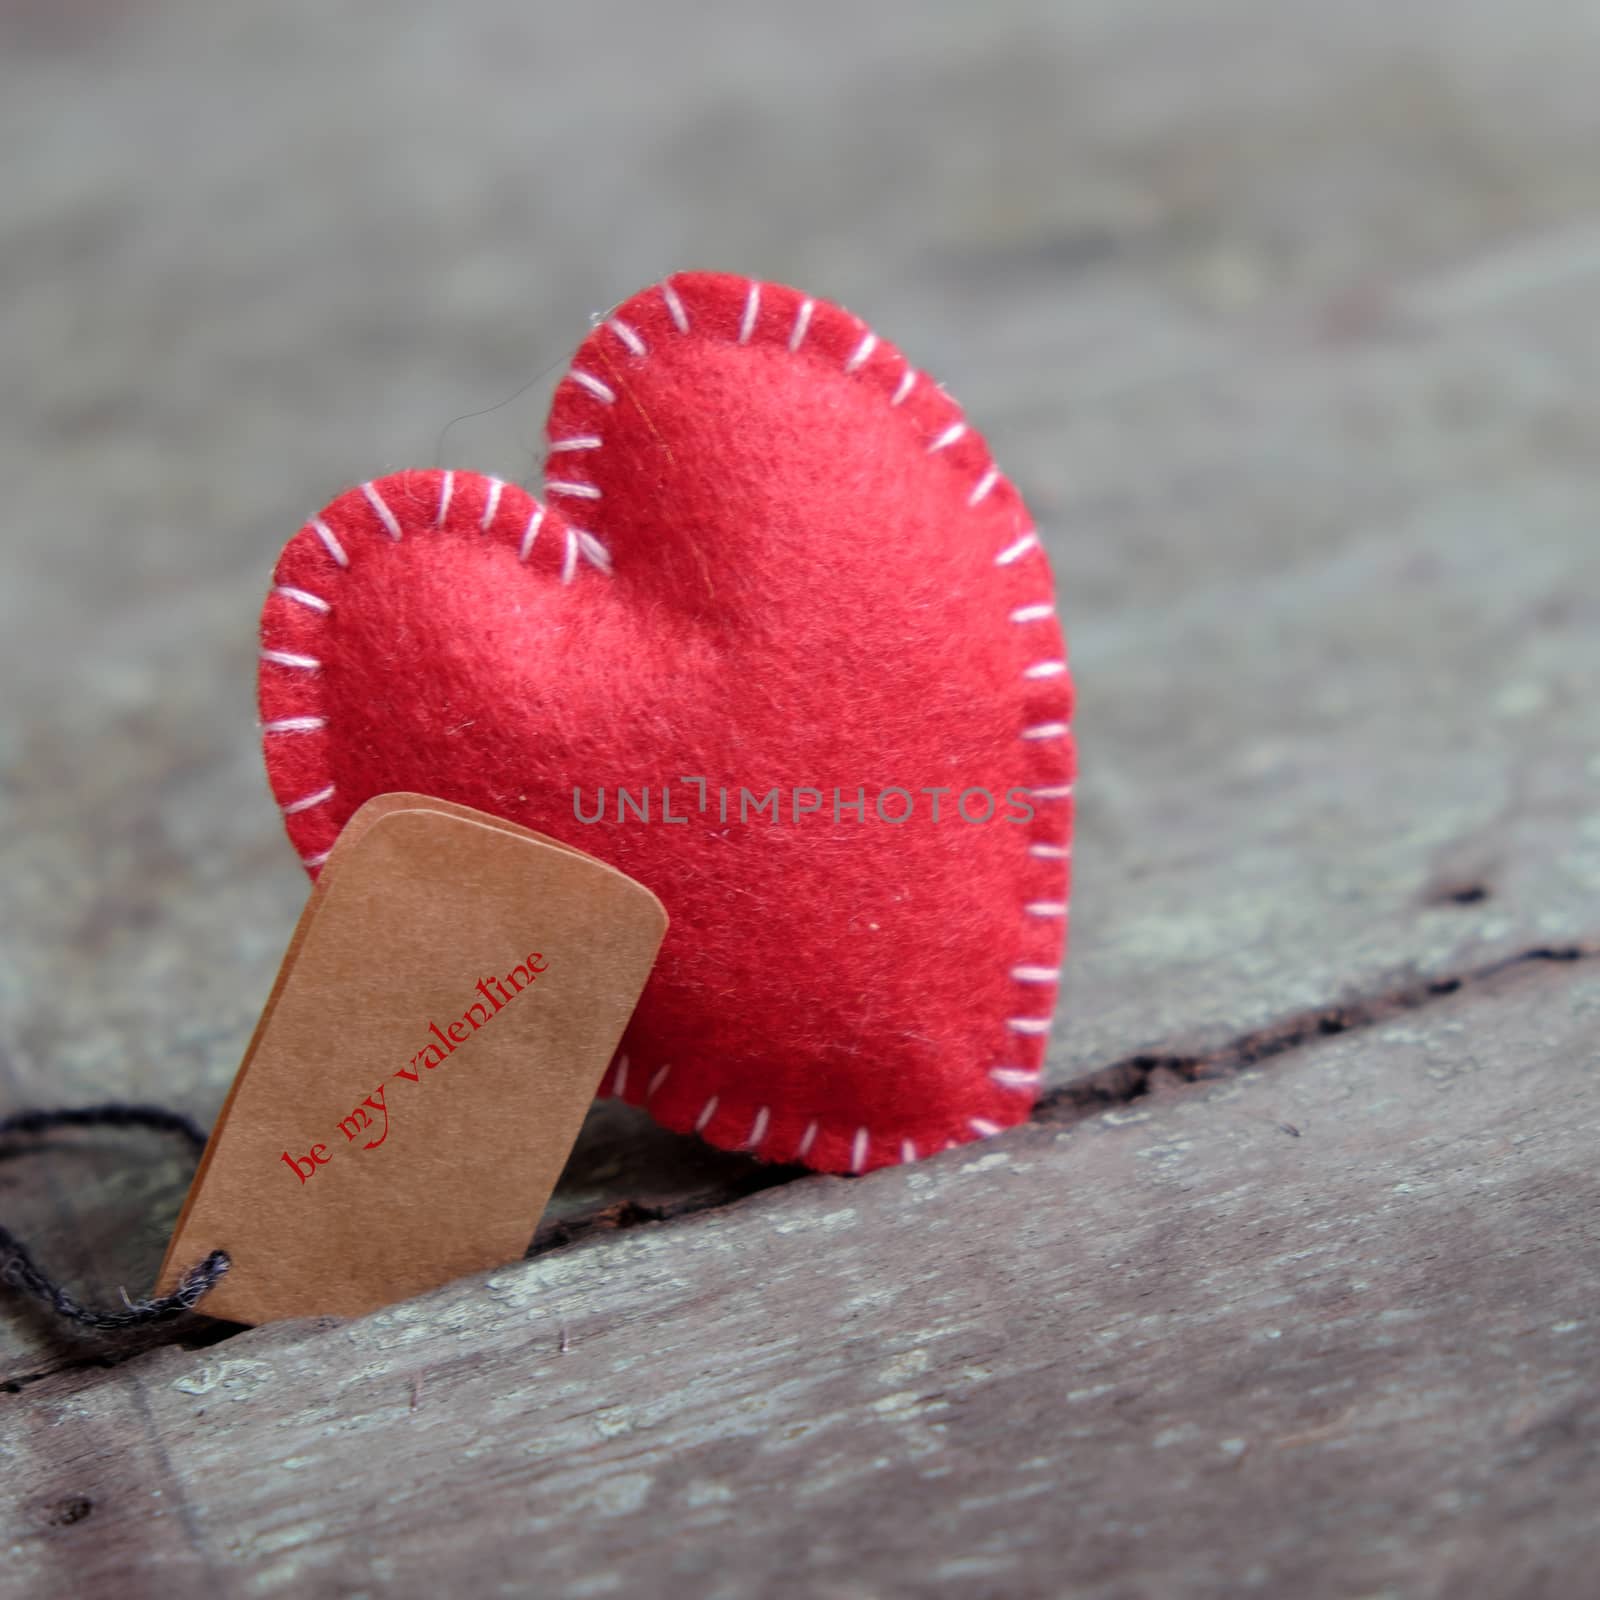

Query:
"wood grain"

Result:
[[4, 962, 1597, 1597]]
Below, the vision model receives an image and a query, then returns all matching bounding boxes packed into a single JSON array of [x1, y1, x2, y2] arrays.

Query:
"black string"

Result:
[[0, 1104, 229, 1333]]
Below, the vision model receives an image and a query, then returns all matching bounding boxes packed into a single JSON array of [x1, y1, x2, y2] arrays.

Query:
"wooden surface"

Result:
[[1, 0, 1598, 1593]]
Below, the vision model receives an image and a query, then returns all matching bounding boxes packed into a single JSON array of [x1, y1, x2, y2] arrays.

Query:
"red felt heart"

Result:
[[258, 272, 1073, 1174]]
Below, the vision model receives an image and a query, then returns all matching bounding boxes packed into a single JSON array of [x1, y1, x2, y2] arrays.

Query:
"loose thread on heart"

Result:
[[0, 1104, 229, 1335], [433, 330, 608, 485]]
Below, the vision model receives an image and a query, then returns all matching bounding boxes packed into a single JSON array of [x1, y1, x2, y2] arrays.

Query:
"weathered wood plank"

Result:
[[3, 959, 1595, 1597], [4, 0, 1600, 1373]]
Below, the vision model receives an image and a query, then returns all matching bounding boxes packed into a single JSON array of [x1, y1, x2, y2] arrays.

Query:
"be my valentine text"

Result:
[[280, 950, 549, 1185]]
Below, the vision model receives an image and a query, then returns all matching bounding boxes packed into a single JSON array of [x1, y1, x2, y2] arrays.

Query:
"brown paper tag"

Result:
[[154, 794, 668, 1325]]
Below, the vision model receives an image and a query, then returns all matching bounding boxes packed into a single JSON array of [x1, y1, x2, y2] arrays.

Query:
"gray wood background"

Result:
[[1, 0, 1597, 1594]]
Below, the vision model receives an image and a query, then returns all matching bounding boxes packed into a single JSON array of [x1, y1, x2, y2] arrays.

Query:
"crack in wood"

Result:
[[1034, 943, 1598, 1125], [2, 940, 1594, 1393], [0, 1320, 237, 1397]]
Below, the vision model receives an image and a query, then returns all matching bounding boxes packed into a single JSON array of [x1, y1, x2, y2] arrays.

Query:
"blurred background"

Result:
[[2, 0, 1598, 1279]]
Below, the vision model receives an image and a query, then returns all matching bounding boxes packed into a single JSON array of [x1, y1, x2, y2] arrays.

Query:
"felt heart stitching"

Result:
[[258, 271, 1073, 1174]]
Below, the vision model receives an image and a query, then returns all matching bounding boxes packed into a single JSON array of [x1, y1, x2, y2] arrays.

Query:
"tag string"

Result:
[[0, 1105, 230, 1334]]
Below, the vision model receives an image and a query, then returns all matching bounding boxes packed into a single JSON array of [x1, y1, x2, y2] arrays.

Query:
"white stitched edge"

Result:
[[845, 331, 877, 373], [969, 467, 1000, 507], [661, 281, 690, 333], [850, 1127, 869, 1173], [547, 480, 602, 500], [1007, 1017, 1052, 1035], [609, 317, 646, 356], [260, 648, 320, 671], [574, 529, 612, 573], [614, 1055, 629, 1097], [1029, 843, 1071, 859], [789, 298, 814, 352], [797, 1120, 818, 1159], [262, 716, 326, 735], [996, 530, 1040, 566], [273, 585, 330, 614], [519, 508, 544, 563], [746, 1106, 770, 1149], [283, 783, 335, 816], [738, 281, 760, 343], [695, 1094, 719, 1133], [1026, 902, 1068, 918], [648, 1064, 671, 1099], [891, 369, 916, 406], [928, 421, 967, 453], [1011, 965, 1059, 984], [570, 368, 616, 404], [361, 480, 402, 540], [1022, 722, 1071, 741], [302, 847, 332, 869], [481, 476, 504, 530], [989, 1068, 1040, 1090], [1023, 660, 1067, 679], [548, 436, 602, 453], [310, 517, 348, 567], [900, 1138, 918, 1163], [1030, 784, 1075, 799], [1010, 602, 1053, 623], [969, 1118, 1002, 1137], [436, 470, 454, 526]]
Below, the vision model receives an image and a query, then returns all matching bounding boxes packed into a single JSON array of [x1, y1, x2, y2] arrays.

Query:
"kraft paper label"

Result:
[[155, 793, 668, 1325]]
